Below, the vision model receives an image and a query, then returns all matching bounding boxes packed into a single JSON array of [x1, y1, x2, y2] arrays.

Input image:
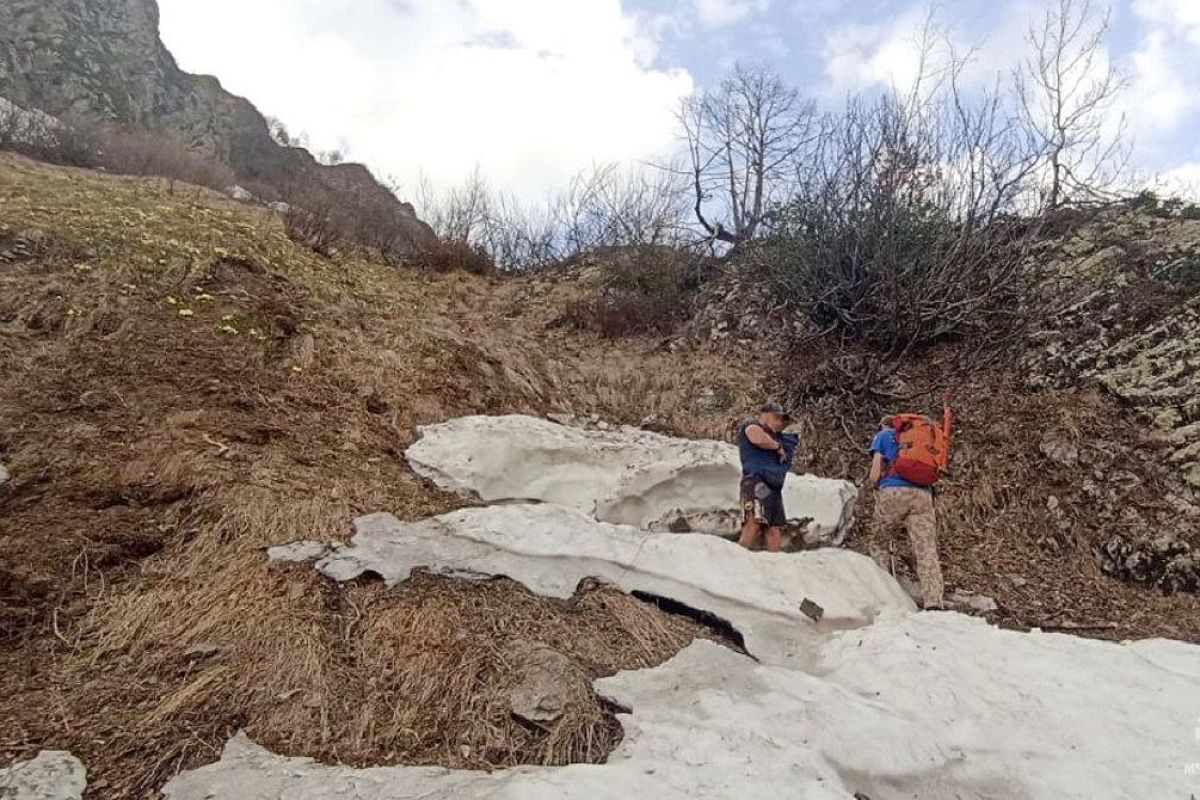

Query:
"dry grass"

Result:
[[19, 563, 720, 798], [0, 154, 749, 797], [774, 345, 1200, 643]]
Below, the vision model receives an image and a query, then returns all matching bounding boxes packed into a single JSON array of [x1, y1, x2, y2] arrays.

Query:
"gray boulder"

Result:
[[0, 751, 86, 799], [505, 640, 577, 725]]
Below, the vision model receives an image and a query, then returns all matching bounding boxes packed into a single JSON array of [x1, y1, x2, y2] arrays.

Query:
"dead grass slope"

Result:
[[0, 155, 754, 798], [780, 358, 1200, 643]]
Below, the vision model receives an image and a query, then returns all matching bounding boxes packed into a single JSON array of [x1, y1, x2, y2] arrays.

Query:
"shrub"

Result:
[[563, 248, 707, 338], [282, 193, 342, 257], [1121, 191, 1200, 221], [92, 127, 236, 192], [410, 240, 496, 276], [756, 91, 1038, 356], [759, 202, 1029, 353]]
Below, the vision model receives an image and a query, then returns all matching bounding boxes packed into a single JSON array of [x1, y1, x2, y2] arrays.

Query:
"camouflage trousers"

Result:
[[869, 487, 945, 608]]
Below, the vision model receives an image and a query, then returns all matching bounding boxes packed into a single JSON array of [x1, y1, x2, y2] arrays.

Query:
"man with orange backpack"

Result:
[[867, 394, 953, 609]]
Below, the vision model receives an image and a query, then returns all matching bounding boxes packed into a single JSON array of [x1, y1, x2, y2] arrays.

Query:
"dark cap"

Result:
[[760, 402, 792, 420]]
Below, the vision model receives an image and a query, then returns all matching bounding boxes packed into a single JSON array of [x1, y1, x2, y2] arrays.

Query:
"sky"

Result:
[[157, 0, 1200, 202]]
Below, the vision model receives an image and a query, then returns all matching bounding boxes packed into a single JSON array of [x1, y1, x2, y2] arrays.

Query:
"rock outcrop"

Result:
[[1027, 210, 1200, 493], [0, 0, 435, 251]]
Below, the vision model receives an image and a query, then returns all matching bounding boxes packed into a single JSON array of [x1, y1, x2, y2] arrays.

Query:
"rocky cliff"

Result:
[[0, 0, 435, 250]]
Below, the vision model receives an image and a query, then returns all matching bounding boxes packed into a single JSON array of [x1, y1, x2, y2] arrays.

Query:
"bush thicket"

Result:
[[563, 248, 708, 338]]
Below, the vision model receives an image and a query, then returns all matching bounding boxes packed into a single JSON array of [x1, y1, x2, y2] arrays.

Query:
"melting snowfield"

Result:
[[162, 623, 1199, 800], [406, 415, 858, 544], [9, 415, 1200, 798], [268, 503, 914, 668]]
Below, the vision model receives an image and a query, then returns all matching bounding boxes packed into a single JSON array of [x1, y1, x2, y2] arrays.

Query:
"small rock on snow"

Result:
[[948, 591, 999, 615]]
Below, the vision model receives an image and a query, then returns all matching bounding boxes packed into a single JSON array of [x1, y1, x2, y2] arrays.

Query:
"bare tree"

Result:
[[553, 163, 691, 253], [760, 39, 1046, 367], [416, 162, 694, 271], [677, 64, 817, 244], [417, 166, 493, 244], [1016, 0, 1127, 210]]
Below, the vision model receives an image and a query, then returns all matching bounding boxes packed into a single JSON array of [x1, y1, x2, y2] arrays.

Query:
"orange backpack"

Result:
[[889, 407, 952, 487]]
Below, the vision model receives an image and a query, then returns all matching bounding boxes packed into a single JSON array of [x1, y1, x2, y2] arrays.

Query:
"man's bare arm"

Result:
[[745, 424, 781, 450], [868, 452, 884, 486]]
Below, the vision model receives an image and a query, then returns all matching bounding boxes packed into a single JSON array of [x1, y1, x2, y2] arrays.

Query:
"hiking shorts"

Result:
[[741, 475, 786, 528]]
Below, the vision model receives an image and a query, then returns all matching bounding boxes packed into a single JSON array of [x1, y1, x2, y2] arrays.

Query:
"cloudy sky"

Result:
[[157, 0, 1200, 201]]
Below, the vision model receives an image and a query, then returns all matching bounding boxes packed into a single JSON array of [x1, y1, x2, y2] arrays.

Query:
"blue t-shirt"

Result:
[[870, 429, 929, 491]]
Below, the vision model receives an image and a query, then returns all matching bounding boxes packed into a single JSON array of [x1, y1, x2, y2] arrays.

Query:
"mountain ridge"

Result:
[[0, 0, 435, 250]]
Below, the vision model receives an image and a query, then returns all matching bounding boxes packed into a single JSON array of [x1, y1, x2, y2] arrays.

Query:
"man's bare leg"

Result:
[[738, 519, 763, 550], [764, 527, 783, 553]]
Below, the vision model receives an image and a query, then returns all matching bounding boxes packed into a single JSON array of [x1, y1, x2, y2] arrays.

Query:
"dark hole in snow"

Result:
[[630, 590, 747, 652], [596, 693, 632, 717], [350, 569, 387, 585]]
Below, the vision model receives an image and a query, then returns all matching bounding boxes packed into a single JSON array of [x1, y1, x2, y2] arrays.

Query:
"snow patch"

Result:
[[0, 751, 86, 800], [213, 413, 1200, 799], [270, 503, 913, 667], [163, 616, 1200, 799], [405, 414, 856, 543]]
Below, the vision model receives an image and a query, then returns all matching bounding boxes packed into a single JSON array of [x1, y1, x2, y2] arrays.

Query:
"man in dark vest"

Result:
[[737, 403, 798, 552]]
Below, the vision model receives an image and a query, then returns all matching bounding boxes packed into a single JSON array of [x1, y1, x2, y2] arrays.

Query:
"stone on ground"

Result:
[[505, 640, 576, 724]]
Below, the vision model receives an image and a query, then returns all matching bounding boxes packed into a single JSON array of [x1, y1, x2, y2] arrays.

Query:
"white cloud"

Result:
[[817, 2, 1047, 99], [818, 6, 933, 98], [157, 0, 693, 201], [1148, 162, 1200, 200], [693, 0, 771, 29], [1127, 0, 1200, 142]]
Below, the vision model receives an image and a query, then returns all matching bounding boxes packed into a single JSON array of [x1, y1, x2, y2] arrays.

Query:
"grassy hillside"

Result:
[[0, 155, 754, 797]]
